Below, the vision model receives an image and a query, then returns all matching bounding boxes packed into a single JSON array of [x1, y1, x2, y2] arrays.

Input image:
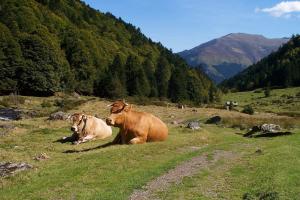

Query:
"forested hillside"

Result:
[[0, 0, 219, 104], [221, 35, 300, 91]]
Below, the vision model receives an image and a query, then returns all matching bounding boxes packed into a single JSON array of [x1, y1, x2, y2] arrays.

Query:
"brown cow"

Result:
[[106, 100, 168, 144], [63, 113, 112, 145]]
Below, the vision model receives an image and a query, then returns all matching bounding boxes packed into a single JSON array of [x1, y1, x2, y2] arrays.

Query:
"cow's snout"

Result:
[[71, 126, 76, 132], [106, 118, 113, 125]]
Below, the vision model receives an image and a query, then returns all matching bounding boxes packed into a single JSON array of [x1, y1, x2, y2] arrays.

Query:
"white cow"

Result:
[[64, 113, 112, 144]]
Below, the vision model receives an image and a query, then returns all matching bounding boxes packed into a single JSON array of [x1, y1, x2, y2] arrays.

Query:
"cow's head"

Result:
[[106, 100, 132, 127], [68, 113, 87, 134]]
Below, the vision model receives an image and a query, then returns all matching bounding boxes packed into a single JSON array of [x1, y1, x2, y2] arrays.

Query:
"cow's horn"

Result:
[[122, 99, 128, 106], [107, 104, 113, 107]]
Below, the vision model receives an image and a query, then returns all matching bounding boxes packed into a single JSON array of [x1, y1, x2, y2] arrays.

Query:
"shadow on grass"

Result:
[[243, 131, 293, 138], [55, 136, 76, 144], [63, 142, 115, 153]]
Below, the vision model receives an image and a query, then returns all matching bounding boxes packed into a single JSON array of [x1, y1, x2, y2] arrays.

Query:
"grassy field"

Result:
[[0, 88, 300, 200], [221, 87, 300, 116]]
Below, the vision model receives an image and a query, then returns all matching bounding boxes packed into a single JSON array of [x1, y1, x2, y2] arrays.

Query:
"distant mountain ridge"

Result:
[[178, 33, 289, 83], [221, 35, 300, 91]]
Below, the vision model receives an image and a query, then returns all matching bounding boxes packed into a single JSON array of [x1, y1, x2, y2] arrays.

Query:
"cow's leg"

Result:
[[112, 132, 122, 144], [74, 135, 94, 145], [129, 137, 146, 145], [81, 135, 94, 143]]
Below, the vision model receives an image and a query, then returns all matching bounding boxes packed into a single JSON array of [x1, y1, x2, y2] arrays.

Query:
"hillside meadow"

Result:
[[221, 87, 300, 116], [0, 88, 300, 199]]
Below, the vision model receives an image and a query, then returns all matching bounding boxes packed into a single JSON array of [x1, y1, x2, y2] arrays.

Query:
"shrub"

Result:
[[242, 105, 254, 115]]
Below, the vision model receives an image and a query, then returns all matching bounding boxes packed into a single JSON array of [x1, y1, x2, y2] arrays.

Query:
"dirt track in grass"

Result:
[[129, 150, 240, 200]]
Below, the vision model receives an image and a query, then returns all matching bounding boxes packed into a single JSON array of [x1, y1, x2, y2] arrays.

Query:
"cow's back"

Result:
[[147, 114, 168, 142], [87, 116, 112, 139], [122, 111, 168, 143]]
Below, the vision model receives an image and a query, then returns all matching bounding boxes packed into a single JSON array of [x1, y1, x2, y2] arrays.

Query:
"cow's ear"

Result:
[[124, 105, 132, 112]]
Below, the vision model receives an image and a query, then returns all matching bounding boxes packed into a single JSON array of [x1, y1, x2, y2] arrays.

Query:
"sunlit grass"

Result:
[[0, 94, 300, 199]]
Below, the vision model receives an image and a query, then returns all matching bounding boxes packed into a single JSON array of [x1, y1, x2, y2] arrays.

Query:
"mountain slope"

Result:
[[221, 35, 300, 91], [178, 33, 288, 83], [0, 0, 219, 104]]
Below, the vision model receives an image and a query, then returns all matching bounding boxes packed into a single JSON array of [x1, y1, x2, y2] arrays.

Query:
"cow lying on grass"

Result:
[[62, 113, 112, 145], [106, 100, 168, 144]]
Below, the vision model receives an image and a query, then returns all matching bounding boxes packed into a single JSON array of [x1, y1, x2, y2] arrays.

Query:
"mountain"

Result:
[[0, 0, 219, 104], [221, 35, 300, 91], [178, 33, 288, 83]]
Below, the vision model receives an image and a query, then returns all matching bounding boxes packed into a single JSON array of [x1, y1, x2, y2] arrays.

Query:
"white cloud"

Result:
[[257, 1, 300, 17]]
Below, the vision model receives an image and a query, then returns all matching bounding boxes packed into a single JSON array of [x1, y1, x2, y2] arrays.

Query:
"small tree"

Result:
[[264, 87, 271, 97], [242, 105, 254, 115]]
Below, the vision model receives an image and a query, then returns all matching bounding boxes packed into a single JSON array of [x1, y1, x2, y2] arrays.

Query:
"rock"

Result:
[[72, 92, 80, 98], [0, 108, 22, 121], [54, 92, 65, 97], [24, 110, 38, 118], [261, 124, 281, 133], [0, 162, 33, 177], [177, 104, 186, 109], [244, 124, 287, 138], [48, 111, 69, 120], [34, 153, 50, 161], [171, 120, 178, 125], [186, 121, 200, 130], [169, 114, 175, 119], [206, 116, 222, 124], [255, 149, 263, 154]]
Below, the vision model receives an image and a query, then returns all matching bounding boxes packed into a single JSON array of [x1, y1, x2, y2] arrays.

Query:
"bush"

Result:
[[242, 105, 254, 115]]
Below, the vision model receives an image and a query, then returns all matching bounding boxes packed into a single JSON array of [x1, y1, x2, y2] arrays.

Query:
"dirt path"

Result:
[[129, 150, 239, 200]]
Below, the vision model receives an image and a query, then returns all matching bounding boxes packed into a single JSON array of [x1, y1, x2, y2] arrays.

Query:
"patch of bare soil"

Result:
[[129, 150, 239, 200]]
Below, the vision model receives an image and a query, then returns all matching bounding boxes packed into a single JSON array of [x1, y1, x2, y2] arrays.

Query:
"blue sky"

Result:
[[83, 0, 300, 52]]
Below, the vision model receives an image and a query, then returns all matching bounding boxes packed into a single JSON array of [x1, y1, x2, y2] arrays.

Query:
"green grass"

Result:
[[1, 94, 300, 199], [157, 127, 300, 200], [0, 125, 214, 200], [221, 87, 300, 115]]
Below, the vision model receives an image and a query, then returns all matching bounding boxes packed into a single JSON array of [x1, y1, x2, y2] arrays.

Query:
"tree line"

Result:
[[0, 0, 220, 104]]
